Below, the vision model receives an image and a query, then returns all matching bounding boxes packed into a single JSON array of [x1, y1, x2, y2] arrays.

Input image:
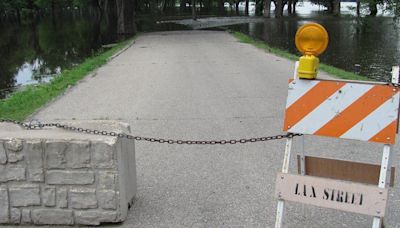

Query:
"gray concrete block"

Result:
[[4, 139, 23, 152], [0, 166, 25, 182], [97, 171, 116, 190], [65, 141, 90, 168], [24, 140, 43, 182], [10, 208, 21, 224], [9, 185, 41, 207], [56, 188, 68, 208], [45, 141, 67, 168], [47, 170, 94, 185], [42, 187, 55, 207], [0, 186, 9, 223], [74, 210, 118, 225], [5, 139, 24, 163], [46, 140, 91, 169], [91, 142, 114, 168], [21, 209, 31, 224], [98, 190, 117, 210], [0, 120, 136, 225], [0, 142, 6, 164], [10, 208, 20, 224], [32, 209, 73, 225], [69, 188, 97, 209]]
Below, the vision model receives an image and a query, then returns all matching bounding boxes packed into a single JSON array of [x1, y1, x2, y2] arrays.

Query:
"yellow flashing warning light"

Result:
[[295, 23, 329, 79]]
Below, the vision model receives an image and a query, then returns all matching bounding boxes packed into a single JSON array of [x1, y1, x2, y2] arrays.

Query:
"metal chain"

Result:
[[0, 119, 302, 145]]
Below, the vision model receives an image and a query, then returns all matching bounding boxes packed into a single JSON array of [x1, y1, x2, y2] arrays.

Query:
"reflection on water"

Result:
[[228, 16, 400, 81], [0, 16, 186, 99], [0, 17, 116, 98], [1, 6, 399, 99]]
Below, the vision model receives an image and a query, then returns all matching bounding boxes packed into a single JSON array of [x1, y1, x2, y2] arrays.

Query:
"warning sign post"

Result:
[[274, 64, 400, 228], [275, 23, 398, 228]]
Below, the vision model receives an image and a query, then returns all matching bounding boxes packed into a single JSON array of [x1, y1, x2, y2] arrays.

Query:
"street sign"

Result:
[[275, 173, 388, 217]]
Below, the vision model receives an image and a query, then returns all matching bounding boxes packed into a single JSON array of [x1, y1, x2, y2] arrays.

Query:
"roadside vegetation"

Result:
[[232, 31, 369, 81], [0, 38, 135, 121]]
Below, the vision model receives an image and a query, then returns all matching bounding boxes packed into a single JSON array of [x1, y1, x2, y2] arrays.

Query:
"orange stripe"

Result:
[[315, 86, 396, 137], [369, 120, 397, 144], [283, 81, 345, 131]]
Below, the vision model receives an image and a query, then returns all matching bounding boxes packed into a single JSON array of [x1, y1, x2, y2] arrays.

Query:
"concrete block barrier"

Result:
[[0, 121, 136, 225]]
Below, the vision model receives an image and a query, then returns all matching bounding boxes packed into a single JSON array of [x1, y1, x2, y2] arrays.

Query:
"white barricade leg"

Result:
[[299, 135, 305, 175], [275, 137, 293, 228], [372, 145, 391, 228]]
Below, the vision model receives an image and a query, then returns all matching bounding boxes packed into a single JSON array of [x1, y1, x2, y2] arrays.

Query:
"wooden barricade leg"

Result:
[[275, 137, 293, 228], [372, 145, 392, 228]]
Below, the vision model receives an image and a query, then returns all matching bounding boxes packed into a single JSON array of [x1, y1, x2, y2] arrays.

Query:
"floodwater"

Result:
[[0, 4, 399, 98], [228, 2, 399, 81], [228, 16, 400, 81], [0, 15, 185, 98]]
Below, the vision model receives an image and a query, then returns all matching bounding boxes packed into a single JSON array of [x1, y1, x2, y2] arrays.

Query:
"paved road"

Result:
[[34, 30, 400, 227]]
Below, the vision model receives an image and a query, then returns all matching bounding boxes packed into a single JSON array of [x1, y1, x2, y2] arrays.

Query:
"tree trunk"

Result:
[[203, 0, 211, 11], [51, 0, 56, 18], [275, 0, 283, 17], [116, 0, 136, 35], [245, 0, 249, 15], [288, 0, 292, 14], [332, 0, 340, 15], [292, 0, 296, 13], [219, 0, 224, 14], [180, 0, 186, 10], [191, 0, 197, 20], [27, 0, 35, 17], [356, 0, 360, 16], [369, 2, 377, 16], [235, 2, 240, 15], [255, 0, 263, 16], [16, 8, 21, 24], [263, 0, 271, 17]]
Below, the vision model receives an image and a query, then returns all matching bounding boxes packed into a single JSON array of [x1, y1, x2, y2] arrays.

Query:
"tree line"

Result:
[[0, 0, 398, 29]]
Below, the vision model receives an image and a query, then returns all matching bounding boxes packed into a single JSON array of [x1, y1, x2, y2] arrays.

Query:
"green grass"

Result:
[[0, 37, 136, 121], [231, 31, 369, 81]]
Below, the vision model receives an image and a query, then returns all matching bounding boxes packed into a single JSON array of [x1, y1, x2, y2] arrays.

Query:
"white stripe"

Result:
[[288, 83, 373, 134], [340, 93, 400, 142], [286, 79, 320, 108]]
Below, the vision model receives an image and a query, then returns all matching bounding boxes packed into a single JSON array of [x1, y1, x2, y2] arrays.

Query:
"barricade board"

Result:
[[296, 155, 396, 187], [275, 173, 388, 217], [283, 79, 400, 144]]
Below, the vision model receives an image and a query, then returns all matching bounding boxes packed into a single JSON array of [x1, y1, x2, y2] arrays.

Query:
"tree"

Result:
[[191, 0, 197, 20], [116, 0, 136, 35], [275, 0, 284, 17], [263, 0, 271, 17], [309, 0, 340, 15]]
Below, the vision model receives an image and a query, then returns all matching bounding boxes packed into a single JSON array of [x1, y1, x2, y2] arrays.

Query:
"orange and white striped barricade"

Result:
[[274, 64, 400, 228]]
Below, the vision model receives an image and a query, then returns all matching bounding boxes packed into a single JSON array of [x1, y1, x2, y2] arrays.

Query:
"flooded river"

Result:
[[0, 4, 399, 98]]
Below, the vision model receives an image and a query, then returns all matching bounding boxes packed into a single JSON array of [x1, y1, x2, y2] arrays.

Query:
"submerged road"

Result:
[[34, 30, 400, 227]]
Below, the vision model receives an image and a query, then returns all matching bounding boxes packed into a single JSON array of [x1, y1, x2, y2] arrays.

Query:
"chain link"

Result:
[[0, 119, 302, 145]]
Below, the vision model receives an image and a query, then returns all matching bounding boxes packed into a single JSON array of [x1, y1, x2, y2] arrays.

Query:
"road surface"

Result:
[[34, 30, 400, 227]]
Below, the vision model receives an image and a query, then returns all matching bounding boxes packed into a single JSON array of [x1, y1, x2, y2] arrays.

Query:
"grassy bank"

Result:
[[232, 31, 369, 81], [0, 37, 136, 121]]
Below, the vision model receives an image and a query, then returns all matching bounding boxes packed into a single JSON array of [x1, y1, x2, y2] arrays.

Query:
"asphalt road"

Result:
[[34, 30, 400, 227]]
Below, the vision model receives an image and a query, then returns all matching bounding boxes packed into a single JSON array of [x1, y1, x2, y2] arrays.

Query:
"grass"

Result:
[[231, 31, 369, 81], [0, 37, 136, 121]]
